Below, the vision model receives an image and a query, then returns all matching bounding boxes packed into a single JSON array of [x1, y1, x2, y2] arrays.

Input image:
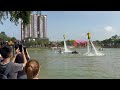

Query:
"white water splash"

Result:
[[90, 41, 98, 55], [63, 39, 72, 53], [87, 41, 90, 54], [84, 40, 105, 56]]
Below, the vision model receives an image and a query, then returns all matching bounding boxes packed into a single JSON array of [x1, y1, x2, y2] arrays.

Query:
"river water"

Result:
[[28, 48, 120, 79]]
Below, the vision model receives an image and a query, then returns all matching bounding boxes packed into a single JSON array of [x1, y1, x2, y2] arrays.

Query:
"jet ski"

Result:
[[71, 51, 79, 54]]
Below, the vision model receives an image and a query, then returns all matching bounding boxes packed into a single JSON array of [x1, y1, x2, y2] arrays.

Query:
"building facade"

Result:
[[21, 14, 48, 40]]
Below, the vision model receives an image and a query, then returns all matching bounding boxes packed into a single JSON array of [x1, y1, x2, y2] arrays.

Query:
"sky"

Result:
[[0, 11, 120, 41]]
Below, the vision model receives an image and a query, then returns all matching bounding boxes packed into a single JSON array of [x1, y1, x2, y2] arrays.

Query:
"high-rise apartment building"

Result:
[[21, 14, 48, 40], [43, 15, 47, 38]]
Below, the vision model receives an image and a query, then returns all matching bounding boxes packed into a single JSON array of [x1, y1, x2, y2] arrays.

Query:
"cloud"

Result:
[[82, 33, 85, 36], [103, 26, 119, 39], [104, 26, 113, 32]]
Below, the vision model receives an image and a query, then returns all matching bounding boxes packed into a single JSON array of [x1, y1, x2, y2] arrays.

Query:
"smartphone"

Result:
[[23, 47, 26, 52], [19, 45, 23, 52]]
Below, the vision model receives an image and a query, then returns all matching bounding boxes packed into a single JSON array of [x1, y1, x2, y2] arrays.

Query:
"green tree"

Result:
[[0, 11, 31, 26], [0, 31, 17, 42], [11, 37, 16, 42], [70, 40, 75, 45], [60, 41, 64, 46], [100, 35, 120, 47], [111, 35, 119, 40], [0, 31, 8, 41]]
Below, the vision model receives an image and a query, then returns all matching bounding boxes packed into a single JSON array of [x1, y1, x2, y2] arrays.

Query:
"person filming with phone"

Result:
[[14, 44, 30, 79], [0, 46, 27, 79]]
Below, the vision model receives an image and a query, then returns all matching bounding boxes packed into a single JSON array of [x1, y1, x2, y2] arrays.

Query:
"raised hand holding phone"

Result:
[[19, 45, 23, 52], [21, 48, 27, 67]]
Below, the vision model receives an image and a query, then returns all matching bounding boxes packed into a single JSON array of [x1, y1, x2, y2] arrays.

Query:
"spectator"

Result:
[[25, 60, 40, 79], [14, 44, 30, 79], [0, 54, 3, 61], [0, 46, 27, 79], [0, 48, 3, 61], [14, 44, 30, 63]]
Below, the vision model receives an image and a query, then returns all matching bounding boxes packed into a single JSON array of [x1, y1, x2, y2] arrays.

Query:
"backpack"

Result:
[[0, 62, 12, 79]]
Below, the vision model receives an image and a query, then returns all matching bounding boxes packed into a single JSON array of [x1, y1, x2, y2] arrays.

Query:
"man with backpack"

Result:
[[0, 46, 27, 79]]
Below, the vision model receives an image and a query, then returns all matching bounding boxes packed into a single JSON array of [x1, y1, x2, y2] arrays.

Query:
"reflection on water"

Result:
[[28, 48, 120, 79]]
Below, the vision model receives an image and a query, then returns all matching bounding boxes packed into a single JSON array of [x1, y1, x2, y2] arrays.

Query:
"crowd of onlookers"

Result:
[[0, 44, 41, 79]]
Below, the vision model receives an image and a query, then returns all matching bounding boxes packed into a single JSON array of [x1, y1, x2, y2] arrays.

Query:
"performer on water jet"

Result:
[[87, 32, 91, 43], [84, 32, 105, 56], [63, 35, 78, 54], [63, 35, 66, 40], [62, 34, 72, 53], [87, 32, 92, 52]]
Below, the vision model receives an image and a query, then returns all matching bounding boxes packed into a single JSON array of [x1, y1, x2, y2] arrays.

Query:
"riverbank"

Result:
[[102, 46, 120, 48], [28, 47, 49, 50]]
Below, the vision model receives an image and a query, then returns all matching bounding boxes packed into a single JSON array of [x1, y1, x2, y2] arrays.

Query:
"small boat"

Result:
[[71, 51, 79, 54]]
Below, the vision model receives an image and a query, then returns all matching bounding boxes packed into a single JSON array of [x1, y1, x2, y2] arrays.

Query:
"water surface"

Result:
[[28, 48, 120, 79]]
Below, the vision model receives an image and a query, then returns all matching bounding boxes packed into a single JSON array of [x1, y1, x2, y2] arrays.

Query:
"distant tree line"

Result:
[[23, 38, 49, 48], [49, 40, 75, 47], [0, 31, 16, 42], [0, 31, 17, 46], [94, 35, 120, 48]]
